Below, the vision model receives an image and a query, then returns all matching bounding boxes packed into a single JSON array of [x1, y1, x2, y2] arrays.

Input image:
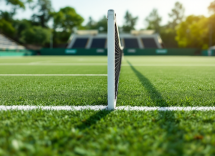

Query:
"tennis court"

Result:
[[0, 56, 215, 155], [1, 56, 215, 107]]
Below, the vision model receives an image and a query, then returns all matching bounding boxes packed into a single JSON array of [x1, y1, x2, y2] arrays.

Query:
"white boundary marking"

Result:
[[0, 74, 107, 76], [0, 63, 107, 66], [0, 63, 215, 66], [0, 106, 215, 111], [122, 64, 215, 67]]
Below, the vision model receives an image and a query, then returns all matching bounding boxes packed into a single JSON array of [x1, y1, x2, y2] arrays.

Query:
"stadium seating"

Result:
[[72, 38, 89, 48], [0, 34, 25, 50], [67, 30, 162, 49], [91, 38, 106, 48], [141, 38, 159, 48], [124, 38, 139, 48]]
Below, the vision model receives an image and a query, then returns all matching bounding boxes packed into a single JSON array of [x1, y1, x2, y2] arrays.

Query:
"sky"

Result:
[[0, 0, 213, 29]]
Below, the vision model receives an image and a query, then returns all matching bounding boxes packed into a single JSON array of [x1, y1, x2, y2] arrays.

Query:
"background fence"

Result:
[[124, 48, 198, 55], [0, 50, 36, 56], [0, 48, 214, 56], [40, 48, 107, 55]]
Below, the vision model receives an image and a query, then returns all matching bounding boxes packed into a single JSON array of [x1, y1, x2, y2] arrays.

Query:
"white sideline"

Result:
[[0, 63, 107, 66], [122, 64, 215, 67], [1, 106, 215, 111], [0, 74, 107, 76], [0, 63, 215, 66]]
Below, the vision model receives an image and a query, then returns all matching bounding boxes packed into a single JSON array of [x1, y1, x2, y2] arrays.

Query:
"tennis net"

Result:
[[107, 10, 123, 110]]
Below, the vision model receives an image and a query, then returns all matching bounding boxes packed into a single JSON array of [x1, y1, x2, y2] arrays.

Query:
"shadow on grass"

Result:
[[127, 60, 184, 155], [76, 110, 112, 131]]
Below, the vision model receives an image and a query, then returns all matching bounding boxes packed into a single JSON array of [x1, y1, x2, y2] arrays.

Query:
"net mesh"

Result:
[[114, 24, 123, 99]]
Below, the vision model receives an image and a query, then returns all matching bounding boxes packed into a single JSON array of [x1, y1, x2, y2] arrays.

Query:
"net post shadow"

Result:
[[127, 60, 184, 155], [76, 110, 113, 131]]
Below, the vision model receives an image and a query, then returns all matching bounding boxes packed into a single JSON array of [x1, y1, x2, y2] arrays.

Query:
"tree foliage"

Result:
[[52, 6, 84, 45], [85, 16, 107, 32], [31, 0, 53, 28], [176, 15, 209, 49], [4, 0, 25, 9], [95, 16, 107, 32], [145, 9, 162, 33], [160, 29, 178, 48], [160, 2, 185, 48], [208, 0, 215, 14], [85, 17, 97, 30], [0, 11, 14, 22], [208, 14, 215, 47], [168, 2, 185, 29], [3, 0, 33, 11], [0, 19, 15, 37], [13, 19, 32, 36], [0, 0, 33, 38], [20, 26, 51, 45], [122, 11, 138, 32], [53, 7, 84, 32]]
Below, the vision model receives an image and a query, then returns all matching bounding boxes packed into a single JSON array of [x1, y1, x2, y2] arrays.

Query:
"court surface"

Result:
[[0, 56, 215, 155]]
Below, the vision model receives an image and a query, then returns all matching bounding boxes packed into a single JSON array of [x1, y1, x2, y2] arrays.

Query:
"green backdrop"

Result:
[[40, 48, 199, 56], [0, 50, 36, 56], [40, 48, 107, 55], [1, 48, 214, 56]]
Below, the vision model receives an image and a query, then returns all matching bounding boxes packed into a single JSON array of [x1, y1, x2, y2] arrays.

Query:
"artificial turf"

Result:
[[0, 77, 107, 106], [0, 56, 215, 155], [118, 62, 215, 106], [0, 56, 215, 106], [1, 110, 215, 155]]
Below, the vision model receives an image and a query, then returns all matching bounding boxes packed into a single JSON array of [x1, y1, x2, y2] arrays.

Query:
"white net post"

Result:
[[107, 10, 116, 110]]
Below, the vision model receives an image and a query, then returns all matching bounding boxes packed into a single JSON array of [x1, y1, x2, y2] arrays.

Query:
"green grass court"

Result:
[[0, 56, 215, 155]]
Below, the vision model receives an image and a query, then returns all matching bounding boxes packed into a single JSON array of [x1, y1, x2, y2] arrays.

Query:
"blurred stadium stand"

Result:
[[67, 30, 163, 49], [141, 38, 159, 48], [124, 38, 139, 48], [0, 34, 25, 50], [209, 46, 215, 56]]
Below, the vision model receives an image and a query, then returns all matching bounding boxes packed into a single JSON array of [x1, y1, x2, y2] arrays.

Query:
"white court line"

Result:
[[0, 106, 215, 111], [122, 64, 215, 67], [0, 63, 107, 66], [0, 74, 107, 76], [0, 63, 215, 66]]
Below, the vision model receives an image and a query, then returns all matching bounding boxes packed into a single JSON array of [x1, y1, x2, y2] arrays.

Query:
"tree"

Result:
[[53, 7, 84, 32], [160, 29, 178, 48], [31, 0, 53, 28], [85, 17, 97, 30], [3, 0, 32, 9], [0, 0, 33, 39], [168, 2, 185, 29], [0, 19, 16, 37], [0, 11, 14, 22], [122, 11, 138, 32], [4, 0, 25, 9], [208, 14, 215, 47], [85, 16, 107, 32], [145, 9, 162, 33], [1, 0, 33, 15], [52, 7, 84, 45], [0, 0, 33, 23], [95, 16, 107, 32], [176, 15, 209, 49], [20, 26, 51, 46], [13, 19, 32, 37], [160, 2, 185, 48], [208, 0, 215, 14]]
